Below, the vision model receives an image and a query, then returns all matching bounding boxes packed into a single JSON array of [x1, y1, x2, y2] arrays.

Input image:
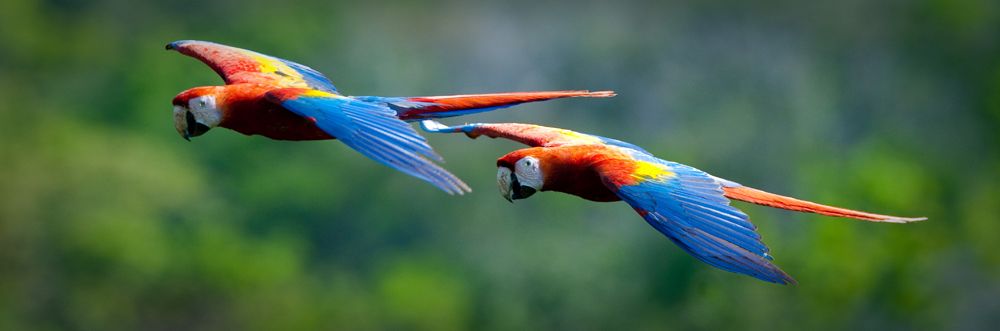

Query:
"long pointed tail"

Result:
[[363, 90, 616, 121], [721, 184, 926, 223]]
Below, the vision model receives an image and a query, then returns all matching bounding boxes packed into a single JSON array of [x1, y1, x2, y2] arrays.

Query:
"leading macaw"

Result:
[[166, 40, 614, 194], [421, 120, 926, 284]]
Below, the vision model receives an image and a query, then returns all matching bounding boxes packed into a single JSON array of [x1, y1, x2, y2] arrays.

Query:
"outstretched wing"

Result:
[[354, 90, 615, 121], [420, 120, 646, 152], [167, 40, 338, 93], [266, 88, 469, 194], [597, 152, 795, 284]]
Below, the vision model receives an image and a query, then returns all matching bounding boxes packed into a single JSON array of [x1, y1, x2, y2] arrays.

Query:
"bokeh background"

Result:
[[1, 0, 998, 330]]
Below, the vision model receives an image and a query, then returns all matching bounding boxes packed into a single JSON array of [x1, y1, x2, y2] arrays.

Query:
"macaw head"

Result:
[[495, 149, 546, 202], [172, 86, 224, 141]]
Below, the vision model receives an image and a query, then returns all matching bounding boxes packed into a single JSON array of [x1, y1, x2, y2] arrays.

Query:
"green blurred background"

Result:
[[1, 0, 998, 330]]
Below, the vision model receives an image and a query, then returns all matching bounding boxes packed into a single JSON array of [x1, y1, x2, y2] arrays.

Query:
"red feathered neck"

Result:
[[498, 146, 623, 202]]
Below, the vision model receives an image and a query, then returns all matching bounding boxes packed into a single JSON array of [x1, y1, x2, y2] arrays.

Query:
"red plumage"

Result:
[[398, 90, 615, 120], [166, 40, 615, 193], [167, 40, 616, 141], [499, 146, 628, 202], [722, 185, 924, 223], [424, 120, 926, 283], [172, 84, 332, 140]]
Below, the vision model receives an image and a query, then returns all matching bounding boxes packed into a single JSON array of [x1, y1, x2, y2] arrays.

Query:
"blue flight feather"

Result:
[[272, 91, 470, 194], [609, 154, 794, 284]]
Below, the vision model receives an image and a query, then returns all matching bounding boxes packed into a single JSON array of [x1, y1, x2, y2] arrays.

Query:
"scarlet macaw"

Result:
[[421, 120, 925, 284], [166, 40, 614, 194]]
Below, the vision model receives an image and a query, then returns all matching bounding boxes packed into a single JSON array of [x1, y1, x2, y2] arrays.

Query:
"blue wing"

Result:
[[266, 89, 470, 195], [601, 153, 795, 284]]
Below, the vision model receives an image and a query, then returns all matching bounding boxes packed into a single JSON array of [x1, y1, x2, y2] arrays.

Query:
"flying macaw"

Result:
[[421, 120, 926, 284], [166, 40, 614, 194]]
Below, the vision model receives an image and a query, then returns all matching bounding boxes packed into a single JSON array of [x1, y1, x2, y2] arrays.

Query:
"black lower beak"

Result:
[[512, 186, 536, 200], [184, 111, 211, 139], [509, 173, 537, 200]]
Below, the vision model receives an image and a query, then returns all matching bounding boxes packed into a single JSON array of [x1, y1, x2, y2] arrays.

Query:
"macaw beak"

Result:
[[174, 106, 211, 141], [497, 167, 537, 203]]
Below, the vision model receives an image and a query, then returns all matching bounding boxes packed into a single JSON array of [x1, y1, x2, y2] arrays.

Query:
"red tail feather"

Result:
[[398, 90, 615, 120], [410, 90, 615, 105], [722, 185, 926, 223]]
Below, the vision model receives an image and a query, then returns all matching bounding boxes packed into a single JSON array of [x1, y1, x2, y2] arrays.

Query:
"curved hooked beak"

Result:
[[173, 106, 211, 141], [497, 167, 537, 203]]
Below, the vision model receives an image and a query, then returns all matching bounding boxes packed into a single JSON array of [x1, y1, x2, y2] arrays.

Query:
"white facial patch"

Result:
[[514, 156, 543, 190], [187, 95, 222, 128]]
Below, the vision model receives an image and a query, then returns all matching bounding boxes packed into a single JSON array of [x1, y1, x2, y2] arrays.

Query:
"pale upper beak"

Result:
[[173, 106, 188, 140], [497, 167, 513, 202]]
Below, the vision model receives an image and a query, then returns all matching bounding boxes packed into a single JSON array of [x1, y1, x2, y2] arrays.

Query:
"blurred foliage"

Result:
[[0, 0, 998, 330]]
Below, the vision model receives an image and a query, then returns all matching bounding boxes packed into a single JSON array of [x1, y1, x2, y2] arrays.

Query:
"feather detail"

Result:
[[167, 40, 338, 92], [359, 90, 615, 120], [720, 184, 926, 223], [266, 88, 470, 194]]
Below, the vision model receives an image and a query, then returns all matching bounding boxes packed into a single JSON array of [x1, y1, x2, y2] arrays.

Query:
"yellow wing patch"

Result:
[[631, 161, 674, 181], [556, 129, 604, 145], [249, 53, 309, 86], [299, 89, 339, 98]]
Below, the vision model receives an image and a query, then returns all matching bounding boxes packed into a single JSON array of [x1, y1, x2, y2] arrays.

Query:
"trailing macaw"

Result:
[[421, 120, 925, 284], [166, 40, 614, 194]]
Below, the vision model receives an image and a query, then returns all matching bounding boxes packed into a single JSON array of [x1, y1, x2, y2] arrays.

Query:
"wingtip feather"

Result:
[[434, 173, 472, 195], [583, 90, 617, 97], [451, 182, 473, 195], [878, 216, 928, 224], [774, 269, 798, 286]]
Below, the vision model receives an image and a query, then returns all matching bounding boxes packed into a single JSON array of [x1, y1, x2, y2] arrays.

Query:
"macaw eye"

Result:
[[190, 96, 214, 110], [517, 157, 538, 171]]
